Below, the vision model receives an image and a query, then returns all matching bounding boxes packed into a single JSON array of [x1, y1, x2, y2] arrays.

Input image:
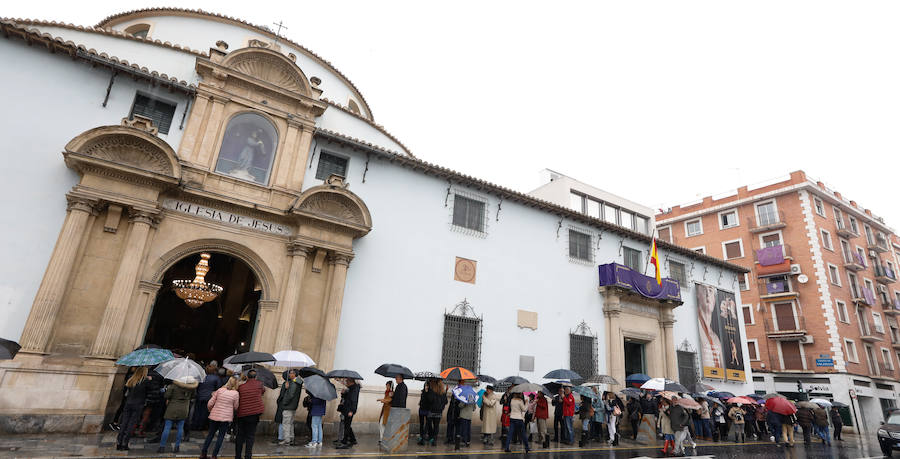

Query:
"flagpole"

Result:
[[643, 226, 658, 275]]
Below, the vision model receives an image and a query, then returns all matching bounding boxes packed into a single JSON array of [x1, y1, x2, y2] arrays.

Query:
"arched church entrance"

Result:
[[143, 252, 261, 363]]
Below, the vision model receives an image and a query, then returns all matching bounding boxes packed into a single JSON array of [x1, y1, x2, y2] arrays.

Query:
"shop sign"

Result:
[[162, 199, 292, 236]]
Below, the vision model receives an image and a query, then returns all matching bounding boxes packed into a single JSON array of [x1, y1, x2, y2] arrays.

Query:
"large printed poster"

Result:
[[696, 284, 745, 381], [696, 284, 724, 379]]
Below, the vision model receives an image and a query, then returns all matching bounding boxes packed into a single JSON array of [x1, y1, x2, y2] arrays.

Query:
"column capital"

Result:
[[327, 251, 353, 266], [128, 208, 160, 227], [210, 94, 231, 104], [287, 241, 314, 257], [66, 195, 100, 215]]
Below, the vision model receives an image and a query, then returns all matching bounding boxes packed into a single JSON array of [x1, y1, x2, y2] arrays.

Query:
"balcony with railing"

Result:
[[886, 299, 900, 317], [758, 278, 799, 301], [836, 218, 859, 238], [748, 210, 787, 233], [875, 264, 897, 284], [754, 244, 794, 276], [872, 235, 890, 253], [859, 318, 882, 342], [764, 316, 807, 340], [879, 363, 896, 379], [853, 286, 876, 307], [843, 251, 866, 272]]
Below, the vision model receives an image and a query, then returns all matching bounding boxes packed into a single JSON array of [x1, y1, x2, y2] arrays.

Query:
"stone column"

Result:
[[603, 290, 625, 389], [177, 94, 210, 161], [194, 96, 229, 167], [89, 210, 157, 358], [19, 195, 98, 353], [660, 307, 677, 379], [274, 242, 312, 351], [272, 121, 302, 188], [318, 252, 352, 371]]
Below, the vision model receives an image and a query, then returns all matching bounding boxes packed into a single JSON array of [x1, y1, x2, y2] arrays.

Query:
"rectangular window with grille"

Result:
[[669, 261, 686, 286], [452, 195, 486, 232], [569, 229, 591, 261], [441, 314, 481, 373], [569, 333, 597, 380], [623, 247, 642, 271], [315, 152, 349, 180], [676, 350, 698, 392], [129, 93, 177, 134]]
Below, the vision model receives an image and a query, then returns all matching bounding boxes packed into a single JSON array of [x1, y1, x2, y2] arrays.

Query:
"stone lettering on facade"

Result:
[[162, 199, 292, 236]]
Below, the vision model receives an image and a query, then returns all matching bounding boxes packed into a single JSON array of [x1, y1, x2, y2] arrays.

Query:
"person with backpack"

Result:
[[780, 412, 796, 447], [727, 403, 746, 443], [813, 406, 831, 446]]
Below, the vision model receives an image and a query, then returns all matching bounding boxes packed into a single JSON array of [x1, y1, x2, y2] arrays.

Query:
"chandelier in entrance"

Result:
[[173, 253, 224, 308]]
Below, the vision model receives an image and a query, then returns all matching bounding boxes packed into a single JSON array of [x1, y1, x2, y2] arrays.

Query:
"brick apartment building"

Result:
[[656, 170, 900, 434]]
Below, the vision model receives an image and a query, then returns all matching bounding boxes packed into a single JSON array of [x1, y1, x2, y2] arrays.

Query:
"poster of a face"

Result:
[[214, 113, 278, 184], [695, 283, 724, 378], [716, 288, 745, 381]]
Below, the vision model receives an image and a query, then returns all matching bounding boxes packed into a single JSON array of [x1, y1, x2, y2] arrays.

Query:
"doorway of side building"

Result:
[[624, 339, 645, 377], [143, 252, 261, 364]]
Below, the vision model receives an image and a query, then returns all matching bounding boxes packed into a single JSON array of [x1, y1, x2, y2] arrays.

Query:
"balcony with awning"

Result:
[[754, 244, 792, 276]]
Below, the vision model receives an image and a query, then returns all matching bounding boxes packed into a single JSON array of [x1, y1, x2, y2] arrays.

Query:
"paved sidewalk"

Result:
[[0, 431, 868, 459]]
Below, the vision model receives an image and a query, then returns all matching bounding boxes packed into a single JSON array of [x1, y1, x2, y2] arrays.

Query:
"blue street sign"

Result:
[[816, 358, 835, 367]]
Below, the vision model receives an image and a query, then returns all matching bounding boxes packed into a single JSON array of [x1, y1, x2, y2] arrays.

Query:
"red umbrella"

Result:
[[765, 396, 797, 415], [727, 396, 758, 405]]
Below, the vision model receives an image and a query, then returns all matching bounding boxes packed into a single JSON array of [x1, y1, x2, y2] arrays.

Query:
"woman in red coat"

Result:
[[535, 394, 550, 447]]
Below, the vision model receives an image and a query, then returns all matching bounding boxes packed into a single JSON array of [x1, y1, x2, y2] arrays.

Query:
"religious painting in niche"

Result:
[[214, 113, 278, 184]]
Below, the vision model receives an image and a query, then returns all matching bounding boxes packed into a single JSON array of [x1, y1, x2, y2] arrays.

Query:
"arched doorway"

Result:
[[143, 252, 261, 363]]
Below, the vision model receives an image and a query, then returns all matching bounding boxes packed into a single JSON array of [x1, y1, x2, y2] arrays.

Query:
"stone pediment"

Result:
[[298, 193, 363, 224], [222, 48, 309, 96], [64, 123, 181, 181], [293, 181, 372, 237]]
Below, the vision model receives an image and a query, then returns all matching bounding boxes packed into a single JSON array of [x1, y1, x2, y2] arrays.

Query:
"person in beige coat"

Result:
[[480, 386, 499, 446]]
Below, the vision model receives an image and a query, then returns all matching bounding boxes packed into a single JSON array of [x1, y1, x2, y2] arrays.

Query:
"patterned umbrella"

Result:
[[414, 371, 442, 381], [676, 397, 702, 410], [440, 366, 476, 381], [115, 348, 174, 366], [727, 396, 758, 405], [585, 374, 620, 385], [765, 396, 797, 415], [543, 369, 582, 380], [452, 385, 478, 404]]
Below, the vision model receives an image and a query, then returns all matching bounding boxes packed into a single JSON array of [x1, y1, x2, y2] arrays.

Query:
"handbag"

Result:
[[613, 405, 622, 417]]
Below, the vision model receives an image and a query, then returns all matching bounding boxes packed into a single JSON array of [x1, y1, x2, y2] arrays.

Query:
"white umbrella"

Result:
[[809, 398, 833, 408], [640, 378, 689, 393], [156, 357, 205, 381], [223, 355, 243, 373], [272, 350, 315, 368]]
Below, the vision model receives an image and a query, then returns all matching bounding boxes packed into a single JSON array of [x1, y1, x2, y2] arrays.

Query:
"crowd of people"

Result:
[[107, 361, 848, 457]]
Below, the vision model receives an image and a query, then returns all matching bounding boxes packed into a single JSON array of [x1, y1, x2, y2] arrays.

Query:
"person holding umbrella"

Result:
[[116, 367, 149, 451], [275, 369, 302, 446], [795, 403, 814, 445], [504, 392, 531, 453], [535, 391, 549, 448], [830, 405, 843, 441], [562, 386, 576, 445], [813, 405, 830, 446], [481, 385, 500, 447], [393, 374, 408, 408], [157, 375, 198, 453], [727, 403, 746, 443], [424, 380, 446, 446], [336, 377, 360, 449], [235, 369, 266, 459], [305, 393, 327, 448]]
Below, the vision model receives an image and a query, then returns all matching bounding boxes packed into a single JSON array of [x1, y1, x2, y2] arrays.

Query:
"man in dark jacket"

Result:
[[795, 406, 814, 445], [140, 370, 166, 441], [813, 406, 831, 446], [275, 369, 302, 446], [192, 369, 224, 432], [336, 378, 360, 449], [235, 370, 266, 459], [392, 374, 408, 408], [669, 400, 691, 456], [552, 388, 564, 442]]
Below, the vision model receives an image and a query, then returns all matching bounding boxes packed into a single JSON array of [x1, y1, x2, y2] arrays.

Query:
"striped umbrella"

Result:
[[440, 366, 476, 381], [115, 348, 174, 366]]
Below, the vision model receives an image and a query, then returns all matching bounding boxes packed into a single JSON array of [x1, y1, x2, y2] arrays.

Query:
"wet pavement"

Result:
[[0, 431, 889, 459]]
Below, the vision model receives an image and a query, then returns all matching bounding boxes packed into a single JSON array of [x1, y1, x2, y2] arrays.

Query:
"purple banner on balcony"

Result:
[[855, 251, 867, 267], [598, 263, 681, 301], [863, 287, 876, 306], [766, 280, 787, 294], [894, 298, 900, 311], [757, 245, 784, 266], [888, 266, 896, 279]]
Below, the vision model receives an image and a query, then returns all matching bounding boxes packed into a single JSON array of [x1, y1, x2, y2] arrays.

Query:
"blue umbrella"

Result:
[[453, 385, 478, 404], [625, 373, 651, 387], [708, 391, 736, 400], [116, 348, 174, 366]]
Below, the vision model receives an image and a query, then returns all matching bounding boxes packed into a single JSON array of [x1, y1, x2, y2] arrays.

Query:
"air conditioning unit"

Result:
[[870, 249, 878, 257], [801, 335, 814, 344], [880, 285, 889, 294], [790, 264, 802, 275]]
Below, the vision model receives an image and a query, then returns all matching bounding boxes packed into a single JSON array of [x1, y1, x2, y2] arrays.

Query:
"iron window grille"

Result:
[[441, 299, 482, 373], [568, 229, 592, 262], [676, 339, 700, 391], [623, 246, 642, 271], [448, 190, 489, 237], [315, 152, 349, 180], [129, 93, 177, 134], [669, 260, 687, 287], [570, 321, 598, 382]]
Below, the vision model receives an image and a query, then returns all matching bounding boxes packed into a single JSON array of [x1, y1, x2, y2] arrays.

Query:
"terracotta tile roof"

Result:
[[0, 20, 195, 92], [3, 18, 207, 56], [322, 99, 414, 158], [314, 127, 749, 275], [93, 7, 375, 121]]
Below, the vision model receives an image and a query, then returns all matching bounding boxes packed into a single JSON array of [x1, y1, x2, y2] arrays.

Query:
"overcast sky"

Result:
[[8, 1, 900, 225]]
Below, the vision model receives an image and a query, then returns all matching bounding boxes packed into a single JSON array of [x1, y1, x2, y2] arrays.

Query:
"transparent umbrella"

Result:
[[272, 350, 315, 368], [155, 357, 205, 382]]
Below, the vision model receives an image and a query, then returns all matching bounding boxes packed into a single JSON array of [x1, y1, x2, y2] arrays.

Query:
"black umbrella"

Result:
[[500, 376, 530, 385], [243, 364, 277, 389], [229, 351, 275, 364], [414, 371, 441, 381], [298, 367, 325, 378], [832, 401, 849, 408], [544, 380, 573, 394], [326, 369, 363, 380], [0, 338, 20, 360], [477, 374, 497, 384], [543, 369, 582, 380], [304, 375, 338, 401], [620, 387, 642, 399], [374, 363, 414, 379]]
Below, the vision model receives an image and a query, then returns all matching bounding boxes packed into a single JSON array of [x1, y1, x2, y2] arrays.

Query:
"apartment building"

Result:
[[656, 170, 900, 434]]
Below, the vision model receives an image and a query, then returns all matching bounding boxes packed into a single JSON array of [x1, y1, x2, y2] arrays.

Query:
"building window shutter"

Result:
[[724, 241, 742, 259], [315, 152, 349, 180], [658, 227, 671, 242], [569, 333, 597, 381], [441, 314, 481, 373], [130, 94, 177, 134]]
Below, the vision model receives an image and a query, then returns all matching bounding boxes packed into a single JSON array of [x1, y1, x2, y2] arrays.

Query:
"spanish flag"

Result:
[[650, 238, 661, 286]]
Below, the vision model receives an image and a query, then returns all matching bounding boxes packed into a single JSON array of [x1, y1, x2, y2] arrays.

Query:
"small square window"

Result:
[[452, 195, 486, 232], [569, 229, 592, 262], [693, 247, 706, 255], [747, 340, 759, 360], [723, 240, 744, 259], [130, 93, 176, 134], [686, 219, 703, 237], [720, 210, 738, 229], [738, 273, 749, 291], [814, 197, 825, 217], [623, 247, 642, 271], [669, 261, 687, 286], [315, 152, 349, 180], [658, 226, 672, 243]]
